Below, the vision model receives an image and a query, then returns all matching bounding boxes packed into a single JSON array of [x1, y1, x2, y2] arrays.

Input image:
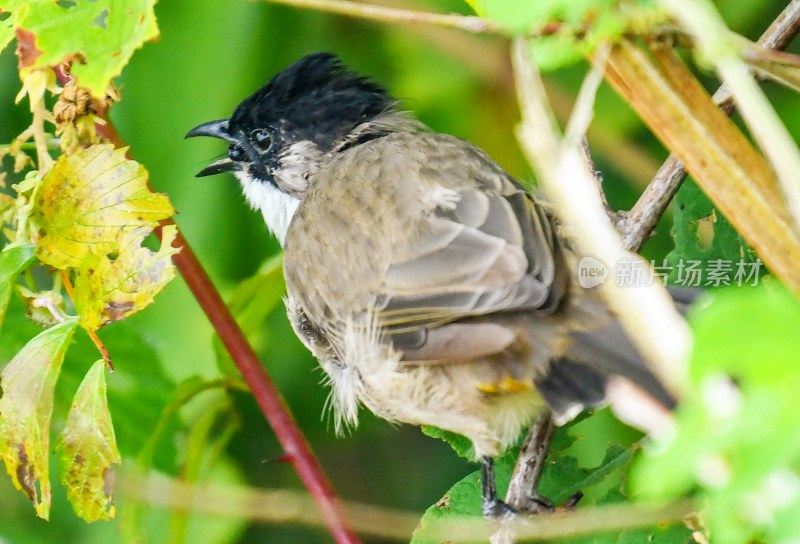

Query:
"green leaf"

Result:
[[421, 425, 476, 460], [56, 360, 120, 522], [465, 0, 662, 70], [0, 318, 78, 519], [226, 253, 286, 333], [632, 285, 800, 544], [665, 180, 762, 287], [15, 285, 66, 328], [0, 8, 16, 57], [0, 244, 36, 334], [529, 31, 587, 72], [35, 144, 174, 270], [1, 0, 159, 97], [467, 0, 555, 34], [73, 225, 178, 331]]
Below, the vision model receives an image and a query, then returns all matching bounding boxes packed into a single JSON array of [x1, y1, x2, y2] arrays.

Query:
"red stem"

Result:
[[54, 68, 359, 543], [167, 227, 358, 543]]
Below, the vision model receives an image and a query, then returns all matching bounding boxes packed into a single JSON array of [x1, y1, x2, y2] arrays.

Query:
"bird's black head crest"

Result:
[[228, 53, 395, 151]]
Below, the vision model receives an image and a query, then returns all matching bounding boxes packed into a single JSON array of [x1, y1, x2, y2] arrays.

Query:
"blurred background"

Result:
[[0, 0, 798, 542]]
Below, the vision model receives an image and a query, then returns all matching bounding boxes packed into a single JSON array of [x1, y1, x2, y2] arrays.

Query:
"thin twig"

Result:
[[566, 42, 613, 217], [505, 41, 693, 542], [119, 470, 694, 542], [53, 70, 360, 544], [621, 0, 800, 251], [120, 471, 420, 541], [263, 0, 503, 33], [578, 136, 617, 220]]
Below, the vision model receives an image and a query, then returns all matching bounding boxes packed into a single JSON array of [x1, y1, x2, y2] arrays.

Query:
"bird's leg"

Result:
[[481, 456, 515, 519]]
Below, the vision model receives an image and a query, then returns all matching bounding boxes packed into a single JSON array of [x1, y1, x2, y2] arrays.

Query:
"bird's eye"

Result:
[[252, 129, 271, 150], [228, 144, 246, 162]]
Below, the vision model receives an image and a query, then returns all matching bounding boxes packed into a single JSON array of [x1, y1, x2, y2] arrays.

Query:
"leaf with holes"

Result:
[[57, 360, 120, 522], [0, 8, 16, 55], [0, 244, 36, 334], [666, 180, 761, 288], [1, 0, 158, 96], [0, 319, 78, 519], [35, 144, 174, 270], [73, 225, 179, 332]]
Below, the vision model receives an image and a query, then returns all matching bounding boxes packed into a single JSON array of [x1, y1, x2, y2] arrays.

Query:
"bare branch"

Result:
[[504, 414, 555, 513], [263, 0, 503, 33], [119, 471, 419, 541]]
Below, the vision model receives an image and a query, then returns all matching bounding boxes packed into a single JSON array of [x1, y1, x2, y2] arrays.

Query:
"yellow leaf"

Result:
[[35, 144, 174, 269], [73, 225, 179, 331], [0, 319, 78, 519], [57, 360, 121, 522]]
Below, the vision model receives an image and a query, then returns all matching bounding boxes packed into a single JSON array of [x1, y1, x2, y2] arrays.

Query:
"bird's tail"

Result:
[[533, 287, 695, 426]]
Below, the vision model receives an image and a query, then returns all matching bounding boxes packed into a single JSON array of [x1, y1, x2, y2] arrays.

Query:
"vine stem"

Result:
[[53, 68, 360, 544]]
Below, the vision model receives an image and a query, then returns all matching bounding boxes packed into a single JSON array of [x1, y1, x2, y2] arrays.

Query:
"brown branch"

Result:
[[504, 413, 555, 512], [620, 0, 800, 251], [262, 0, 569, 37], [120, 471, 695, 542], [120, 472, 421, 541], [263, 0, 503, 33], [53, 70, 360, 544], [164, 228, 358, 544]]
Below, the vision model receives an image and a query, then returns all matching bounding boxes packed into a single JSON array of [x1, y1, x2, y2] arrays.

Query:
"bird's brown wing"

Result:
[[373, 172, 570, 359], [285, 131, 570, 353]]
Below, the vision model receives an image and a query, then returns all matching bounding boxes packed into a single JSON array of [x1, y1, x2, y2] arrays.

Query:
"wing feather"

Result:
[[377, 183, 567, 360]]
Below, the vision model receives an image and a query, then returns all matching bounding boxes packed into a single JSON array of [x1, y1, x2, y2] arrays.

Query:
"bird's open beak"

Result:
[[186, 119, 240, 177], [186, 119, 235, 141], [194, 158, 236, 177]]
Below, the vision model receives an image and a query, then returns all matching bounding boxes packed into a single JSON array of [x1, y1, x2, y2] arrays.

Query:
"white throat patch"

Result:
[[235, 171, 300, 246]]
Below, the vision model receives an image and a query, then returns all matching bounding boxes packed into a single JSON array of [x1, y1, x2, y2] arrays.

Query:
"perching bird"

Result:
[[186, 53, 674, 515]]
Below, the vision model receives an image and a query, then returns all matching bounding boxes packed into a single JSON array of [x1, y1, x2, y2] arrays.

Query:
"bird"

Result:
[[186, 52, 675, 516]]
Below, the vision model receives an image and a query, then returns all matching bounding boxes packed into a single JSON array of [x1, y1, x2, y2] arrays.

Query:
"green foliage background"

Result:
[[1, 0, 800, 542]]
